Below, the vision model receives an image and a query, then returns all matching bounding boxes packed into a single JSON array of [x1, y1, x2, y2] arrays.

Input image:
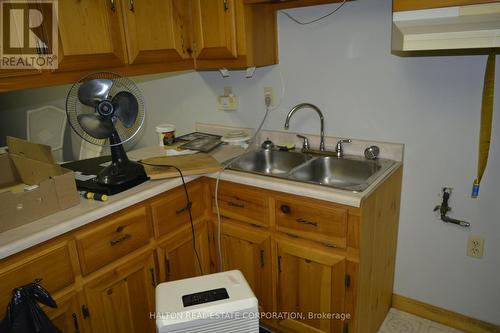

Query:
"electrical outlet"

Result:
[[264, 86, 274, 107], [467, 235, 484, 259], [218, 86, 238, 111]]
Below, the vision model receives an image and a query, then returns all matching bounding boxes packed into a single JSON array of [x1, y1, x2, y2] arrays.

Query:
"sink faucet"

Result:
[[284, 103, 325, 151]]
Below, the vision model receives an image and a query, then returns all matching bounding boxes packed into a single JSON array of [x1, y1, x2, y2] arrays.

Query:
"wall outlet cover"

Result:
[[217, 95, 239, 111], [264, 86, 274, 107], [467, 235, 484, 259]]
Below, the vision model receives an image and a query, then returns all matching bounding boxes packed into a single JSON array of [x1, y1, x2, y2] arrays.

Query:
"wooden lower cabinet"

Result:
[[276, 237, 346, 333], [158, 221, 211, 282], [44, 291, 86, 333], [220, 221, 272, 313], [0, 169, 402, 333], [83, 251, 157, 333]]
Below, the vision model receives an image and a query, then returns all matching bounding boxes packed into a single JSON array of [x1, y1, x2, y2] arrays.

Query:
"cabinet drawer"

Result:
[[0, 241, 75, 313], [76, 206, 150, 275], [211, 181, 269, 227], [275, 197, 347, 248], [151, 182, 205, 237]]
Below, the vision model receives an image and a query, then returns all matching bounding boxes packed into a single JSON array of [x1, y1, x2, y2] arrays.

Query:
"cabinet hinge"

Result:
[[260, 250, 264, 268], [277, 255, 282, 273], [345, 274, 351, 288], [81, 305, 90, 319], [343, 322, 349, 333]]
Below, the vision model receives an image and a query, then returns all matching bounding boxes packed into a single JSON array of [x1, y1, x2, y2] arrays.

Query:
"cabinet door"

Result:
[[57, 0, 127, 71], [43, 292, 86, 333], [221, 222, 272, 312], [83, 251, 156, 333], [276, 238, 346, 333], [160, 222, 211, 282], [120, 0, 191, 65], [191, 0, 238, 60]]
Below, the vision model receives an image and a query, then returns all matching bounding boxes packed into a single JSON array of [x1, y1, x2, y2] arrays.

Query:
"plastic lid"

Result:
[[156, 124, 175, 133]]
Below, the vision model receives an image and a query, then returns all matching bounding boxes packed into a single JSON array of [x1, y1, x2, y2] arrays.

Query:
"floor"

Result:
[[259, 308, 464, 333], [379, 309, 464, 333]]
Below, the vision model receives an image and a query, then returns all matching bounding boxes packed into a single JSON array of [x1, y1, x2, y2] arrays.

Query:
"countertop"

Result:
[[0, 135, 403, 260]]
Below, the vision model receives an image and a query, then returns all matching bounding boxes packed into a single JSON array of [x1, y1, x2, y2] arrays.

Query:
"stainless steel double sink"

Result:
[[228, 149, 395, 192]]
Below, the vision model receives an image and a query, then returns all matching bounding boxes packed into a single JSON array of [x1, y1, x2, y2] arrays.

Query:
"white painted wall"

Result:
[[1, 0, 499, 324]]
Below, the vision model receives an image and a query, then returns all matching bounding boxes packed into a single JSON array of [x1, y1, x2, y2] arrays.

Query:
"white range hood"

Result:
[[392, 3, 500, 52]]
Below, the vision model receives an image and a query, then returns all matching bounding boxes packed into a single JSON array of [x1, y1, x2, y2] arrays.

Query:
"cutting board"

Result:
[[142, 153, 222, 180]]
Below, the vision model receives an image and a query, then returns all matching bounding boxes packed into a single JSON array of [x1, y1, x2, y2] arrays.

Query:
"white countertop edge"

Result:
[[208, 161, 401, 208], [208, 170, 364, 207], [0, 175, 200, 259]]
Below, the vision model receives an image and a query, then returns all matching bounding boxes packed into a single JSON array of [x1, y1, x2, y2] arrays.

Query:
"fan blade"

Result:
[[77, 114, 113, 139], [112, 91, 139, 128], [78, 79, 113, 107]]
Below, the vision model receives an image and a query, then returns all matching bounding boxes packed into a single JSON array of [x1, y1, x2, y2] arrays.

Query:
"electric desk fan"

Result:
[[66, 72, 148, 194]]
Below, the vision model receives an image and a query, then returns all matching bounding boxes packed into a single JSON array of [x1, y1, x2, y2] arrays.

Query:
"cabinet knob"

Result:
[[280, 204, 291, 214]]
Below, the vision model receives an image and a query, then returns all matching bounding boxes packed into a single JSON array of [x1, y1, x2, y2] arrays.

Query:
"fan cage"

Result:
[[66, 71, 146, 147]]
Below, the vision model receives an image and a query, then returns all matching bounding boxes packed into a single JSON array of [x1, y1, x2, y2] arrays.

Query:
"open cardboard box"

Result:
[[0, 137, 80, 233]]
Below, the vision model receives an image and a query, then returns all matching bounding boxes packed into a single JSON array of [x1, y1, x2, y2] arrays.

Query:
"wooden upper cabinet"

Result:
[[193, 0, 278, 69], [393, 0, 500, 11], [121, 0, 192, 65], [57, 0, 127, 71], [191, 0, 238, 60]]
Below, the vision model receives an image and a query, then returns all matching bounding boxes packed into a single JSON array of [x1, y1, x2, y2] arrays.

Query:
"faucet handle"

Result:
[[335, 139, 351, 157], [296, 134, 310, 150]]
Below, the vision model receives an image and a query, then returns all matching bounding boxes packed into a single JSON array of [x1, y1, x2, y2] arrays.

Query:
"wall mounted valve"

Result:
[[434, 188, 470, 227]]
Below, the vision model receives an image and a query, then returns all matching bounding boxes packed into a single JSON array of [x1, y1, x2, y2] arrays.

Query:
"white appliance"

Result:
[[26, 105, 67, 162], [392, 3, 500, 52], [155, 270, 259, 333]]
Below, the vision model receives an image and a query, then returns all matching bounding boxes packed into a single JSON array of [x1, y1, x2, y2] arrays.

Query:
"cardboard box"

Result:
[[0, 137, 80, 233]]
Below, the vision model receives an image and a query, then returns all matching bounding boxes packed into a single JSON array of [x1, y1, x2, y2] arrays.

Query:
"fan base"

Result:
[[96, 160, 149, 193]]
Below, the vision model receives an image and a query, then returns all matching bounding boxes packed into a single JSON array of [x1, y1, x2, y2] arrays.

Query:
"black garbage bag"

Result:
[[0, 280, 61, 333]]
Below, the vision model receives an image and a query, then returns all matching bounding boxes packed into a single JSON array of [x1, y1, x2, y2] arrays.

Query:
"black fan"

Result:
[[66, 72, 148, 192]]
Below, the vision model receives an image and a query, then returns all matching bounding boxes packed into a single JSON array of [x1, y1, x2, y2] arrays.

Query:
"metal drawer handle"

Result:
[[110, 0, 115, 11], [228, 201, 244, 208], [280, 204, 291, 214], [296, 218, 318, 227], [72, 313, 80, 333], [176, 201, 192, 214], [129, 0, 135, 12], [110, 234, 131, 246]]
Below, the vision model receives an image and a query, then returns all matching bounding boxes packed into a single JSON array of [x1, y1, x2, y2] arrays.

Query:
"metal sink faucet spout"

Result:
[[284, 103, 325, 151]]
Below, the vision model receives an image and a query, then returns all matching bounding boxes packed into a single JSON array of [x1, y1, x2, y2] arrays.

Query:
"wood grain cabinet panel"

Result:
[[276, 237, 346, 333], [43, 291, 86, 333], [191, 0, 238, 60], [211, 181, 269, 227], [158, 221, 211, 282], [193, 0, 278, 69], [57, 0, 127, 71], [75, 206, 151, 275], [151, 182, 205, 238], [220, 221, 272, 313], [0, 241, 75, 313], [275, 197, 348, 248], [121, 0, 192, 65], [83, 251, 157, 333]]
